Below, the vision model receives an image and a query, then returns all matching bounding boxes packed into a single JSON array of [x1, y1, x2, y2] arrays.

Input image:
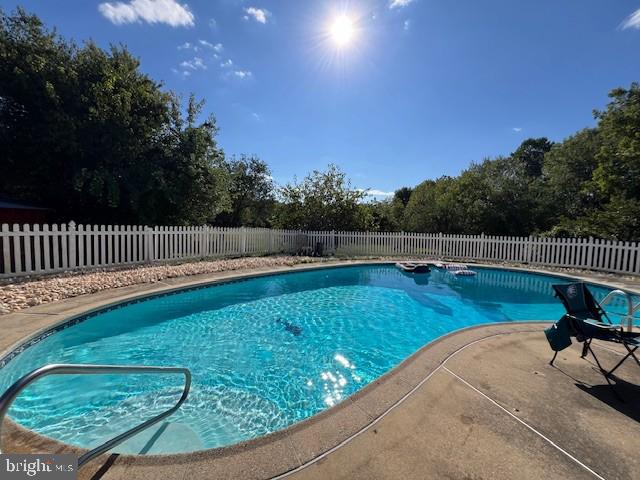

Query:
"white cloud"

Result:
[[389, 0, 414, 9], [244, 7, 270, 24], [252, 112, 261, 121], [98, 0, 194, 27], [512, 127, 523, 132], [220, 59, 234, 68], [358, 188, 395, 197], [180, 57, 206, 70], [179, 40, 220, 54], [233, 70, 252, 79], [199, 40, 223, 53], [403, 19, 411, 30], [621, 9, 640, 30], [209, 18, 217, 29], [172, 68, 191, 77]]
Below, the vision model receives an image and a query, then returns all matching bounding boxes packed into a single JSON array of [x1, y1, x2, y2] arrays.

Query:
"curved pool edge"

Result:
[[0, 260, 638, 479], [3, 322, 551, 479]]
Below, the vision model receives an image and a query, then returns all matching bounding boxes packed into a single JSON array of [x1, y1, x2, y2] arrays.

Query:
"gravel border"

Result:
[[0, 256, 329, 314]]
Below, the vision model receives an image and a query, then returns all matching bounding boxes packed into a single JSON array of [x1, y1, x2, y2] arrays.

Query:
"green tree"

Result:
[[511, 137, 553, 177], [548, 197, 640, 241], [458, 158, 534, 235], [403, 177, 461, 233], [546, 84, 640, 240], [150, 95, 230, 225], [0, 8, 228, 225], [393, 187, 413, 207], [214, 155, 275, 227], [274, 165, 371, 230], [592, 83, 640, 200], [365, 187, 414, 232], [542, 128, 601, 222], [365, 200, 399, 232]]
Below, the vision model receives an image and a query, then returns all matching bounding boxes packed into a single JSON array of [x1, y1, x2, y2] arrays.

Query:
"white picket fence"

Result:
[[1, 223, 639, 278]]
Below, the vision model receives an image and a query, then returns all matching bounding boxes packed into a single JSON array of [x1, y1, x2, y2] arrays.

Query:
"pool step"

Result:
[[101, 421, 205, 455]]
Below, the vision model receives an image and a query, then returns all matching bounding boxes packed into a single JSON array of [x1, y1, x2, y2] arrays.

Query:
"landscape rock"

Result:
[[0, 255, 323, 315]]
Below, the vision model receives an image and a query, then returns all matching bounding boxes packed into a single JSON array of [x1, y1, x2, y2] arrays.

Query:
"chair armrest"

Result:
[[582, 318, 622, 332], [583, 319, 620, 330], [565, 315, 619, 330]]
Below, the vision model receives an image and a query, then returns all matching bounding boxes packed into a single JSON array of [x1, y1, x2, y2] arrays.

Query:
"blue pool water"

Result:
[[0, 265, 636, 453]]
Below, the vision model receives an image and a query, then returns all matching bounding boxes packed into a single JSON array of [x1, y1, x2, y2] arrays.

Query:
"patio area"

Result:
[[285, 331, 639, 480]]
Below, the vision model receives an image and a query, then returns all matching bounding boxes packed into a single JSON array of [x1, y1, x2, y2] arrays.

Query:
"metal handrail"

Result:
[[600, 289, 639, 332], [0, 364, 191, 467]]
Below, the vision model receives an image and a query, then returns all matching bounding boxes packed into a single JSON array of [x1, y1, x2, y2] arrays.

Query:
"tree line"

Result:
[[376, 83, 640, 241], [1, 9, 639, 240]]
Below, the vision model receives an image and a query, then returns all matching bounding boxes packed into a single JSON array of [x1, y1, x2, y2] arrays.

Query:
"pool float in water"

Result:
[[452, 269, 477, 276], [433, 262, 476, 276], [434, 262, 468, 271], [395, 262, 431, 273]]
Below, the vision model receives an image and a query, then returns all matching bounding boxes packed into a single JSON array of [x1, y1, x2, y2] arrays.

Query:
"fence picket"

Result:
[[22, 224, 32, 273], [33, 224, 42, 273], [1, 224, 10, 275]]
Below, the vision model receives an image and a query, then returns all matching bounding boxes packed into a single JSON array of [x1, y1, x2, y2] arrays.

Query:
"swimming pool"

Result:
[[0, 264, 635, 454]]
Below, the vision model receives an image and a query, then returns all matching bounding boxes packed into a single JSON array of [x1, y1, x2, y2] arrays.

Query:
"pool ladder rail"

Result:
[[600, 289, 640, 332], [0, 363, 191, 468]]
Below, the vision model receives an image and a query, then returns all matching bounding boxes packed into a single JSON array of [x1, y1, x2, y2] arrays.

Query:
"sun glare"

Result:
[[329, 15, 355, 47]]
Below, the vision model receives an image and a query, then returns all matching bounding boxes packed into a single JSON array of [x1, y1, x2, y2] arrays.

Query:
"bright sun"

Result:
[[329, 15, 355, 47]]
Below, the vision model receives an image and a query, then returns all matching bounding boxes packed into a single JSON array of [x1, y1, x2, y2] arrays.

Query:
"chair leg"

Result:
[[550, 351, 558, 366], [606, 345, 638, 377], [627, 345, 640, 368], [586, 344, 623, 401], [581, 339, 591, 358]]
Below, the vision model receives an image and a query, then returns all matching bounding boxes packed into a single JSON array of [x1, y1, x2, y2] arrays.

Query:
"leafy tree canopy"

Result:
[[0, 8, 228, 225], [214, 155, 275, 227], [273, 165, 371, 231], [511, 137, 553, 177]]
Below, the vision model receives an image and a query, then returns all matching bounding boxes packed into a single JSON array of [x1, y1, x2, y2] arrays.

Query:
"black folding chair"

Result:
[[551, 283, 640, 399]]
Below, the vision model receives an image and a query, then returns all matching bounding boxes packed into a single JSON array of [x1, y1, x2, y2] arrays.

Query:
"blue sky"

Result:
[[2, 1, 640, 197]]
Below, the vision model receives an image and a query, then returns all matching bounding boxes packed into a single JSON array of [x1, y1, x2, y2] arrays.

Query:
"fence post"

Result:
[[22, 223, 32, 273], [526, 235, 533, 264], [11, 223, 22, 273], [241, 227, 247, 255], [1, 224, 10, 276], [438, 232, 443, 258], [144, 226, 152, 262], [68, 221, 76, 269], [480, 233, 485, 260], [586, 236, 593, 270]]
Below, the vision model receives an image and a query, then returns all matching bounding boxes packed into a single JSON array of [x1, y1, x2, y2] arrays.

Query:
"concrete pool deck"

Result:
[[0, 261, 638, 479], [286, 332, 640, 480]]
